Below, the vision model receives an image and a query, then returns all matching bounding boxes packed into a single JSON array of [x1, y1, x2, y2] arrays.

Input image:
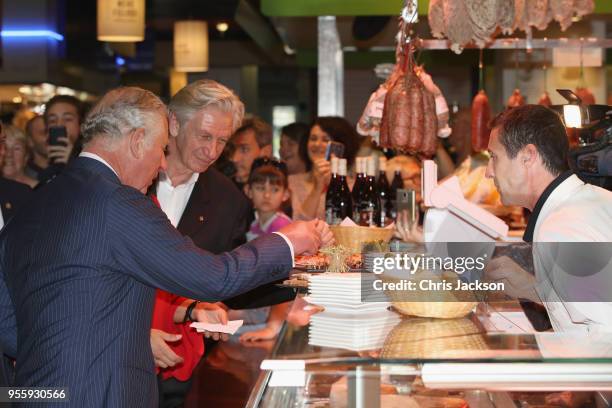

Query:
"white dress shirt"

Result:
[[156, 172, 200, 228], [0, 207, 4, 230]]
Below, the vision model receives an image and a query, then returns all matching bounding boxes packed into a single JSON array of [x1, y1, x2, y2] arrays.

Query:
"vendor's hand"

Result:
[[239, 326, 279, 342], [279, 220, 322, 256], [312, 158, 331, 191], [193, 302, 230, 342], [394, 209, 423, 243], [150, 329, 183, 369], [47, 137, 74, 164], [314, 219, 335, 248], [485, 255, 538, 301]]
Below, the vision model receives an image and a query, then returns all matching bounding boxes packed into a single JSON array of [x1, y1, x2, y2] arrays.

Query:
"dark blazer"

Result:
[[0, 157, 292, 407], [0, 177, 31, 225], [155, 168, 295, 310], [171, 167, 249, 254], [0, 177, 31, 388]]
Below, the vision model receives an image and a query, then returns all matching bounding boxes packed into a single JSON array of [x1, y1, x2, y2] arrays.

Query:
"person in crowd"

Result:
[[386, 155, 422, 203], [1, 125, 37, 188], [237, 159, 293, 342], [0, 86, 333, 407], [0, 123, 31, 227], [229, 116, 273, 190], [24, 115, 49, 181], [289, 117, 360, 220], [149, 80, 294, 407], [279, 122, 309, 175], [39, 94, 85, 182], [0, 122, 31, 388]]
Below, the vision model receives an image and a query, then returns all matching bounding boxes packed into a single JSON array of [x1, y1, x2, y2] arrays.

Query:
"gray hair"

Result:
[[81, 87, 167, 147], [3, 124, 27, 146], [169, 79, 244, 132]]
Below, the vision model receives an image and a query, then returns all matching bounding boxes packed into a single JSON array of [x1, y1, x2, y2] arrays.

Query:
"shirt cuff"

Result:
[[272, 232, 295, 267]]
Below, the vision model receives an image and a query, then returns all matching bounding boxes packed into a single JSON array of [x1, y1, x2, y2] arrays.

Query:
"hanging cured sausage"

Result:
[[379, 47, 439, 157], [538, 92, 552, 107], [575, 86, 596, 105], [507, 88, 526, 108], [471, 90, 492, 152]]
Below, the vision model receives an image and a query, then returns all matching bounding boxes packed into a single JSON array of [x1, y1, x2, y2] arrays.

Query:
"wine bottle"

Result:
[[377, 157, 393, 226], [389, 169, 403, 220], [330, 158, 352, 225], [325, 157, 340, 225], [351, 157, 366, 221], [358, 156, 381, 227]]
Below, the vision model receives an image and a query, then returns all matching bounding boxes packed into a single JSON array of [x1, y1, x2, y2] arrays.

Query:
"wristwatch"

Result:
[[184, 300, 200, 323]]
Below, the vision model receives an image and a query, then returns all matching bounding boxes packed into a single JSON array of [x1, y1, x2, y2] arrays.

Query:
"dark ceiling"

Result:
[[63, 0, 266, 70]]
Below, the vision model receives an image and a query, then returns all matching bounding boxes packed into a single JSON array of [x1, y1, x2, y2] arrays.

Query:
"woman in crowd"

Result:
[[279, 122, 309, 176], [1, 125, 37, 188], [289, 117, 359, 220]]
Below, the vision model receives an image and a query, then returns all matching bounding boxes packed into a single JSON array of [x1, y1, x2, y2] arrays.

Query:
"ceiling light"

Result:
[[216, 22, 229, 33], [97, 0, 145, 42], [174, 21, 209, 72]]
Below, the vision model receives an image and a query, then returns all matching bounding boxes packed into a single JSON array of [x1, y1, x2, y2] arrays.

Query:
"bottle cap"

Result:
[[356, 157, 364, 174], [366, 156, 377, 176], [331, 157, 339, 174], [338, 158, 348, 176]]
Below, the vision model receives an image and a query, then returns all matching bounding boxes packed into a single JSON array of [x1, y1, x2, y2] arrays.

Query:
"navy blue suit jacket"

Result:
[[0, 157, 292, 407]]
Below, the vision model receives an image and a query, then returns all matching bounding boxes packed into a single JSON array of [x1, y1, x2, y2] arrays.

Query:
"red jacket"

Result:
[[150, 194, 204, 381]]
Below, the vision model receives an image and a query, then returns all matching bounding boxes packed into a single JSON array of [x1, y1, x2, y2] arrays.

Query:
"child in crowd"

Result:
[[236, 158, 293, 341], [244, 158, 292, 241]]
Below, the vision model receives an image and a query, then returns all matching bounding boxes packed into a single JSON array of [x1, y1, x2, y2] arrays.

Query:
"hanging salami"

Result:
[[507, 88, 526, 108], [575, 86, 596, 105], [471, 90, 492, 152], [538, 91, 552, 107]]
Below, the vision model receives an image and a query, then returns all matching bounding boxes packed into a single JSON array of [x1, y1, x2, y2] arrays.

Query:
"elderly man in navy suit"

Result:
[[0, 87, 332, 407]]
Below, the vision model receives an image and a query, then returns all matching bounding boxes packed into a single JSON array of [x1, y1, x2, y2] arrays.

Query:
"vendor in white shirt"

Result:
[[484, 105, 612, 332]]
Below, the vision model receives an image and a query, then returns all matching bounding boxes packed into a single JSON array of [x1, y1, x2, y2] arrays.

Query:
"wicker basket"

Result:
[[381, 317, 488, 359], [383, 270, 478, 319], [329, 225, 394, 253]]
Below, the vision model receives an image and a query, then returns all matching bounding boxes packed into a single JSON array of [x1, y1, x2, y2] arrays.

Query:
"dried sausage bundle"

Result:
[[357, 65, 402, 143], [379, 52, 438, 157], [428, 0, 594, 54], [471, 90, 492, 153]]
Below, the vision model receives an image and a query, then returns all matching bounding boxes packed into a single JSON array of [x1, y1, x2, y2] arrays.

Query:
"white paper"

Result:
[[339, 217, 358, 227], [478, 311, 536, 334], [190, 320, 244, 335]]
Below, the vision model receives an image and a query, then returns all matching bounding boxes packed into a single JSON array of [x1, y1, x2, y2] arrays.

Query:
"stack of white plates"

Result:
[[362, 252, 383, 274], [308, 273, 389, 313], [309, 310, 401, 351]]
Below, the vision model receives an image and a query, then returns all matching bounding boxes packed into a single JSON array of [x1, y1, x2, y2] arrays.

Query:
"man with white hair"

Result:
[[149, 80, 294, 405], [0, 87, 332, 407]]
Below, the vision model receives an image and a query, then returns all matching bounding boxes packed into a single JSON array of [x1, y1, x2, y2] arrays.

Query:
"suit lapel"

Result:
[[1, 200, 14, 221], [176, 173, 211, 237]]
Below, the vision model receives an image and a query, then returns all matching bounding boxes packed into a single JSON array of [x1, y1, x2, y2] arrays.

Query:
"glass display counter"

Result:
[[246, 300, 612, 407]]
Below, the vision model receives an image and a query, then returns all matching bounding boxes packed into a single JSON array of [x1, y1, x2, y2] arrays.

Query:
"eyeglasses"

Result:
[[251, 157, 288, 176]]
